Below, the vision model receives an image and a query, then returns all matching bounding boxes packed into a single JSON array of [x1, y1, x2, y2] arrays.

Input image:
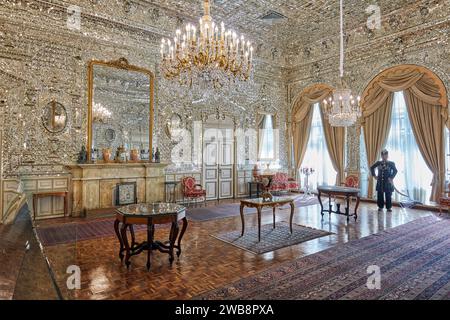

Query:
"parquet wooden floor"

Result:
[[32, 200, 436, 300]]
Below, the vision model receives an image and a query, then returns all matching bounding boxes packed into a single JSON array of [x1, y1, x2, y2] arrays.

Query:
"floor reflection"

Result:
[[10, 200, 439, 299]]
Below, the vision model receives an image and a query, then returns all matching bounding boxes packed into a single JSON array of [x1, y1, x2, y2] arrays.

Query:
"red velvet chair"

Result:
[[341, 174, 359, 188], [288, 177, 299, 191], [336, 174, 360, 208], [269, 172, 299, 193], [439, 188, 450, 216], [181, 176, 206, 207]]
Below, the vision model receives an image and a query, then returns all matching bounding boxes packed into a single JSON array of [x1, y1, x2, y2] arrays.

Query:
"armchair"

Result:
[[288, 177, 299, 191], [341, 174, 359, 188], [269, 172, 299, 194], [335, 174, 359, 211], [439, 189, 450, 216], [270, 172, 288, 193], [181, 176, 206, 207]]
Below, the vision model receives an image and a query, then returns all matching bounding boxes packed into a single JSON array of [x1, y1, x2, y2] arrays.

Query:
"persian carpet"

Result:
[[197, 215, 450, 300], [211, 221, 333, 254], [187, 195, 318, 222], [36, 218, 168, 246]]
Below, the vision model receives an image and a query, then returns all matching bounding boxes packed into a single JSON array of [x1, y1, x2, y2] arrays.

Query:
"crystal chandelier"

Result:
[[93, 102, 112, 123], [323, 0, 362, 127], [324, 86, 362, 127], [160, 0, 254, 91]]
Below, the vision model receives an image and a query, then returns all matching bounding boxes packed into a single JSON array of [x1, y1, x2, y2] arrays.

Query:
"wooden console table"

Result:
[[114, 203, 188, 270], [317, 185, 360, 222], [240, 197, 295, 242], [32, 191, 68, 221]]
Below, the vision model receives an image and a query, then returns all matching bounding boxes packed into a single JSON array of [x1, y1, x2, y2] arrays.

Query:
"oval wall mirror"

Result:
[[105, 128, 116, 142], [41, 100, 68, 133]]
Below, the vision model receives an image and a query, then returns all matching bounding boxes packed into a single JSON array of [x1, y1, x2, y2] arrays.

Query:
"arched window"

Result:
[[360, 65, 448, 203], [384, 91, 433, 203], [301, 103, 336, 189], [259, 114, 275, 160]]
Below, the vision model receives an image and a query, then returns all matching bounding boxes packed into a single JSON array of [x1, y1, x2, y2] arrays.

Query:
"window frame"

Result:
[[257, 112, 278, 163]]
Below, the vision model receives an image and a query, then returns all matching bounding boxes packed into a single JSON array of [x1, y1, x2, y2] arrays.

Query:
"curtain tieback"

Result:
[[431, 175, 439, 186]]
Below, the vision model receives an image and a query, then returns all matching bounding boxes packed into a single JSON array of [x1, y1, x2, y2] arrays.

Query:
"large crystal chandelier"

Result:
[[323, 0, 362, 127], [160, 0, 254, 92]]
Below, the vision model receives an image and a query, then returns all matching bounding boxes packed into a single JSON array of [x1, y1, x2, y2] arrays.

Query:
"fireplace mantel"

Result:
[[67, 162, 168, 216]]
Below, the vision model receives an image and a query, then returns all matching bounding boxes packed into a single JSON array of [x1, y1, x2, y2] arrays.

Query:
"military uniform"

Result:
[[370, 160, 398, 210]]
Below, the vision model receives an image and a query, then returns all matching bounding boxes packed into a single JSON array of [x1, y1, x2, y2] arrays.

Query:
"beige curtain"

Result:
[[404, 89, 445, 202], [292, 111, 314, 175], [362, 66, 448, 200], [292, 86, 333, 175], [363, 93, 393, 198], [319, 103, 345, 185]]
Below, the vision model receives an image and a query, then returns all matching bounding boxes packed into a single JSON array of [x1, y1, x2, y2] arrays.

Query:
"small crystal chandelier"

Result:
[[160, 0, 254, 91], [323, 0, 362, 127], [93, 102, 112, 123]]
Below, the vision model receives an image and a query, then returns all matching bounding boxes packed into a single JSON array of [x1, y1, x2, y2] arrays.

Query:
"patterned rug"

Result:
[[211, 221, 333, 254], [36, 219, 168, 247], [197, 215, 450, 300], [187, 195, 318, 222]]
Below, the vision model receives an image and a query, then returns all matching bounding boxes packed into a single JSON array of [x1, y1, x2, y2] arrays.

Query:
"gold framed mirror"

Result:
[[87, 58, 154, 162]]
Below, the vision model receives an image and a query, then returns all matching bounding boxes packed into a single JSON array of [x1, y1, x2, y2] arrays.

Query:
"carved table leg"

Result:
[[346, 195, 350, 222], [146, 223, 155, 271], [169, 222, 177, 264], [257, 206, 262, 242], [328, 193, 332, 215], [120, 223, 131, 269], [176, 217, 187, 257], [317, 190, 324, 217], [114, 219, 124, 261], [130, 225, 136, 248], [272, 206, 276, 229], [240, 203, 245, 237], [289, 201, 295, 234], [354, 196, 360, 221]]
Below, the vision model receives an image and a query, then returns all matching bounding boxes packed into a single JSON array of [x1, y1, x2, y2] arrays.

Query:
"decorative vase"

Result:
[[116, 145, 127, 163], [130, 149, 139, 162], [252, 164, 261, 181], [102, 148, 112, 163], [77, 146, 87, 164]]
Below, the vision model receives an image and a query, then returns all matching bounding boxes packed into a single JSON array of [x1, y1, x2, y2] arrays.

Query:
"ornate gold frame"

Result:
[[86, 58, 155, 161]]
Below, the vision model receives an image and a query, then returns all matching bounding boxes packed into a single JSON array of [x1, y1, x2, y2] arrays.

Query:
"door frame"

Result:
[[202, 116, 236, 200]]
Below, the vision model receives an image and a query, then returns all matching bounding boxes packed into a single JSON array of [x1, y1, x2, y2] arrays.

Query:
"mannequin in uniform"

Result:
[[370, 149, 398, 212]]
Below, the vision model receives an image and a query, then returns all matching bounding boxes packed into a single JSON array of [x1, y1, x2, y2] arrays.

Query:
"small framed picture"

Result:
[[116, 182, 137, 206]]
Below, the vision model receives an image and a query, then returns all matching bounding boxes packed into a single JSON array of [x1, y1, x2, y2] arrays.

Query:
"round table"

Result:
[[114, 203, 188, 270]]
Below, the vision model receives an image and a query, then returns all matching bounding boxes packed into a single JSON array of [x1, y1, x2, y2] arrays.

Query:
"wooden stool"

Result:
[[32, 191, 68, 220]]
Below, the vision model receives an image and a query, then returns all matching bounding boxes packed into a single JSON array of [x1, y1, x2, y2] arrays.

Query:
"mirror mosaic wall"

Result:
[[0, 0, 449, 178]]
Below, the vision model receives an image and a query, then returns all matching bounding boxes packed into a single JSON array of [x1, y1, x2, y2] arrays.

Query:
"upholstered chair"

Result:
[[269, 172, 299, 193], [341, 175, 359, 188], [439, 190, 450, 216], [270, 172, 288, 194], [335, 174, 360, 209], [181, 176, 206, 207]]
